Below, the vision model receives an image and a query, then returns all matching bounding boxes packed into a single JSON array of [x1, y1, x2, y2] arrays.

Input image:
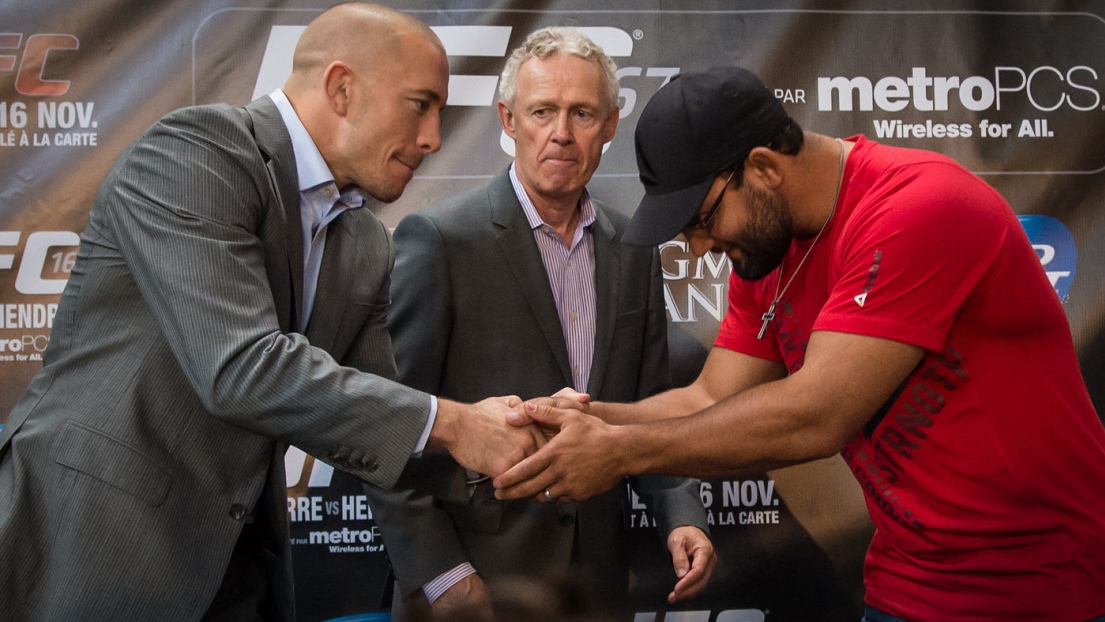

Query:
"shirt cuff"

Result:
[[412, 395, 437, 456], [422, 562, 478, 605]]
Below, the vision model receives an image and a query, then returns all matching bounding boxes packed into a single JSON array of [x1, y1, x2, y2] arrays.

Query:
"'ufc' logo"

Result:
[[252, 25, 636, 106], [0, 33, 79, 96]]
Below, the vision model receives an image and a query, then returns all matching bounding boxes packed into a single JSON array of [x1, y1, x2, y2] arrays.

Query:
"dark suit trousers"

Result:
[[202, 485, 286, 622]]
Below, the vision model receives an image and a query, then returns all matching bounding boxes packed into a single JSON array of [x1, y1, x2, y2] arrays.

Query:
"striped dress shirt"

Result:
[[509, 164, 597, 392], [423, 166, 600, 603]]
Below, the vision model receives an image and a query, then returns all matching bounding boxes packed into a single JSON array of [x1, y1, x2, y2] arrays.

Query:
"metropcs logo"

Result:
[[252, 25, 677, 156], [818, 66, 1100, 112]]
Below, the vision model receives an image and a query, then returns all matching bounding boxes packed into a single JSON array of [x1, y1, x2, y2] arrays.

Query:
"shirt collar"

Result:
[[269, 88, 337, 193], [508, 163, 596, 231]]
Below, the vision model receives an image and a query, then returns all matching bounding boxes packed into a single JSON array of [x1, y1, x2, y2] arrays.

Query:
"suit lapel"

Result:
[[587, 206, 619, 396], [489, 172, 574, 386], [245, 98, 304, 333]]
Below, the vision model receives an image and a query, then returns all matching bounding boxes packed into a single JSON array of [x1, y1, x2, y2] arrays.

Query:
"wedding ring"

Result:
[[543, 489, 553, 503]]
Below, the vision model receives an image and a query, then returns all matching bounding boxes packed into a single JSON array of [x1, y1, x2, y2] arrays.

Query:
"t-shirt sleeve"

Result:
[[814, 162, 1012, 352]]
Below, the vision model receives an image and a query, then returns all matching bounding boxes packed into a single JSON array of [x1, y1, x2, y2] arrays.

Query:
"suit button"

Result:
[[230, 504, 248, 520], [558, 515, 574, 526], [363, 458, 379, 473]]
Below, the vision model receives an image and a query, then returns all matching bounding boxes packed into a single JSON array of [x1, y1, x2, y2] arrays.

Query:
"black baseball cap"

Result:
[[623, 67, 791, 246]]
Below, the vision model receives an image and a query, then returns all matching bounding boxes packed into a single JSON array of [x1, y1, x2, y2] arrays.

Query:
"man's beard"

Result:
[[727, 183, 794, 281]]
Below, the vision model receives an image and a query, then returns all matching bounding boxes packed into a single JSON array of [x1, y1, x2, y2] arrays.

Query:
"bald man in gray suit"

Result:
[[0, 5, 542, 621]]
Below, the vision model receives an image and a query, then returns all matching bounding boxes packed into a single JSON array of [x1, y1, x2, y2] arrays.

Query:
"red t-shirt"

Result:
[[716, 136, 1105, 621]]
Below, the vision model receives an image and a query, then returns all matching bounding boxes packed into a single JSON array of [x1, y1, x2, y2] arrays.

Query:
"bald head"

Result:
[[279, 2, 449, 200], [285, 3, 444, 94]]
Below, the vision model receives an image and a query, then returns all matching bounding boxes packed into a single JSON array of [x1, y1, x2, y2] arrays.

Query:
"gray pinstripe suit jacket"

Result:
[[0, 96, 430, 621], [364, 170, 708, 619]]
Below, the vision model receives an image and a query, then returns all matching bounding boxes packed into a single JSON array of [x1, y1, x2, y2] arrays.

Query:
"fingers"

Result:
[[493, 450, 555, 500], [531, 486, 553, 504], [669, 537, 690, 580], [551, 387, 591, 403], [505, 408, 529, 426], [668, 553, 709, 602], [667, 528, 717, 603], [501, 395, 533, 427], [492, 393, 530, 428], [668, 563, 708, 603], [522, 401, 572, 427], [525, 423, 548, 451]]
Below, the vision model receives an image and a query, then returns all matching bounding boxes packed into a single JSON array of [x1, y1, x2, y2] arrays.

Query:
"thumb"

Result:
[[505, 406, 530, 427], [524, 401, 569, 428], [552, 387, 591, 403]]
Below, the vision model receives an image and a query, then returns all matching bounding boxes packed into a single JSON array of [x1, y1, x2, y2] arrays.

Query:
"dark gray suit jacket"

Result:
[[365, 170, 707, 617], [0, 97, 430, 621]]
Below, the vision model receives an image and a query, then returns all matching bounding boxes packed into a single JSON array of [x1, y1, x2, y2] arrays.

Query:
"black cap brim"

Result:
[[623, 176, 714, 246]]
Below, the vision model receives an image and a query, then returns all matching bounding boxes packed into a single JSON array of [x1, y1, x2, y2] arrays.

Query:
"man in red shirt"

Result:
[[495, 66, 1105, 622]]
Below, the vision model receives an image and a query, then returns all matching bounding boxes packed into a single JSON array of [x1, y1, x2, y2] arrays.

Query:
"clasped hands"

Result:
[[442, 388, 624, 503], [445, 390, 717, 605]]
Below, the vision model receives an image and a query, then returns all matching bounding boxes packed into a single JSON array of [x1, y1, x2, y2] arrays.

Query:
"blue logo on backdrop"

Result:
[[1017, 215, 1076, 302]]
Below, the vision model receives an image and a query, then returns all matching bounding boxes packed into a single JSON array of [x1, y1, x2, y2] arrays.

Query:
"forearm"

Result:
[[492, 389, 813, 502], [593, 382, 716, 425], [621, 380, 840, 479], [497, 332, 924, 502], [594, 346, 784, 426]]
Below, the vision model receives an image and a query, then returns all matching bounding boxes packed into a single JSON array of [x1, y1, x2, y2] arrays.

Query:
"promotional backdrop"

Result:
[[3, 2, 1104, 621]]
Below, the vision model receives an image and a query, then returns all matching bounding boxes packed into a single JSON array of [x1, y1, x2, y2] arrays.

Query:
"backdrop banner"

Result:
[[2, 2, 1103, 621]]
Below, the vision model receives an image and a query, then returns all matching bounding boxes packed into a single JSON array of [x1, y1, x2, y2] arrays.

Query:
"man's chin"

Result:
[[729, 253, 780, 282], [364, 179, 407, 204]]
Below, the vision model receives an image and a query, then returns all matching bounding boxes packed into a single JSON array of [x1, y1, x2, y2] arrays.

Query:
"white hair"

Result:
[[498, 26, 620, 109]]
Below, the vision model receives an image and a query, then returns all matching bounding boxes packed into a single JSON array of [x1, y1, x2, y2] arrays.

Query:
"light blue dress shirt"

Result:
[[268, 89, 435, 453]]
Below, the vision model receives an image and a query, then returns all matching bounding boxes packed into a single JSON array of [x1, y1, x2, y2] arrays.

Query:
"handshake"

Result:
[[423, 389, 718, 607], [428, 389, 623, 504]]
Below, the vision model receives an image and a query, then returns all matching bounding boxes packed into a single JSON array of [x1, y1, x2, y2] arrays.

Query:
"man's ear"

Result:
[[323, 61, 353, 117], [745, 146, 784, 189], [497, 100, 517, 139]]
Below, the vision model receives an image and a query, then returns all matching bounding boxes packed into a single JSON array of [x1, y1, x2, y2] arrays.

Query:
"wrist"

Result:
[[607, 423, 639, 479], [428, 398, 460, 451], [423, 562, 477, 605], [597, 401, 637, 426]]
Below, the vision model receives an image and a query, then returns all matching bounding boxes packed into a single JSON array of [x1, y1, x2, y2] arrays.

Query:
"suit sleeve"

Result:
[[362, 211, 473, 595], [631, 246, 710, 537], [100, 106, 429, 488]]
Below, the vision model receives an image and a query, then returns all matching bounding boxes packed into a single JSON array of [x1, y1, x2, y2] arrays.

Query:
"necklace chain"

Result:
[[757, 138, 846, 340]]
